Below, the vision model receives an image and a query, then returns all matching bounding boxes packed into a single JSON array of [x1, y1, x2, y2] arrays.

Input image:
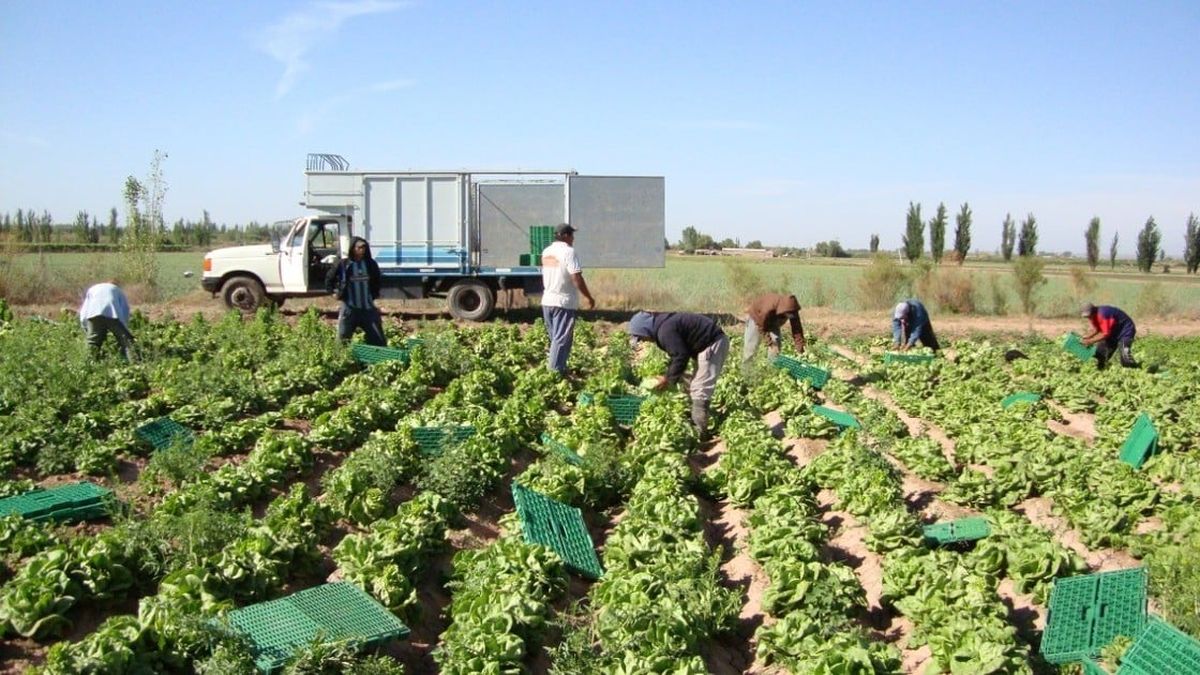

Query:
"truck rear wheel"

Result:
[[222, 276, 267, 313], [447, 280, 495, 321]]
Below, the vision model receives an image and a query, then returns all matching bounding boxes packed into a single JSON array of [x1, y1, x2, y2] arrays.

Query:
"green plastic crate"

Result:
[[1002, 391, 1042, 408], [883, 352, 935, 365], [812, 405, 861, 430], [1117, 617, 1200, 675], [922, 517, 990, 546], [1042, 568, 1148, 665], [1064, 332, 1097, 360], [0, 482, 114, 523], [512, 482, 603, 580], [350, 343, 409, 366], [409, 425, 475, 456], [135, 417, 193, 450], [529, 225, 556, 258], [1118, 413, 1158, 470], [772, 355, 830, 389], [578, 392, 645, 425], [540, 433, 582, 466], [225, 582, 409, 674], [1081, 659, 1108, 675]]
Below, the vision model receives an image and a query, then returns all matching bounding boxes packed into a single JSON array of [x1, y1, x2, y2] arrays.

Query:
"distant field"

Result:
[[591, 255, 1200, 318], [3, 251, 1199, 320]]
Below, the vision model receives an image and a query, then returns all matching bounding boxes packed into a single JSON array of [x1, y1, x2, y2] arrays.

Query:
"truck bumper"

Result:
[[201, 277, 222, 294]]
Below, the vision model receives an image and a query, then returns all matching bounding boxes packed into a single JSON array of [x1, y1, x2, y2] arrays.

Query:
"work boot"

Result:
[[1119, 343, 1140, 368], [691, 399, 710, 442]]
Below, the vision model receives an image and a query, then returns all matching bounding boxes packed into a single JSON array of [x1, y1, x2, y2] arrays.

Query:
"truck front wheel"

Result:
[[447, 280, 495, 321], [222, 276, 267, 313]]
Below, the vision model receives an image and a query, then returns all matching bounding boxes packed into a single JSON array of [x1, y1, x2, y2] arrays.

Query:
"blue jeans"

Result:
[[338, 306, 386, 346], [543, 306, 576, 374]]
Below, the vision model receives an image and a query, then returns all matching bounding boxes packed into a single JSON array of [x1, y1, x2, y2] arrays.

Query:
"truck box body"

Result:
[[304, 170, 665, 273]]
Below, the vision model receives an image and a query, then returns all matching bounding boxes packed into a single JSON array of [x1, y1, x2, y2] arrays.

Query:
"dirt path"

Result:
[[1014, 496, 1142, 572], [697, 494, 764, 675], [860, 385, 958, 464], [1045, 401, 1099, 443]]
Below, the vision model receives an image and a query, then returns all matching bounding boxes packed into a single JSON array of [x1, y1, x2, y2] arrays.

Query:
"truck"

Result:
[[201, 154, 665, 320]]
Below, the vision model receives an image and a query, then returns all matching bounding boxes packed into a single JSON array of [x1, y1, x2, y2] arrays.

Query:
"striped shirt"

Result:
[[345, 260, 374, 309]]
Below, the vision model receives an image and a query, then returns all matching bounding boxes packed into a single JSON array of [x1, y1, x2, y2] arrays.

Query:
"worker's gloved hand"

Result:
[[651, 375, 670, 392]]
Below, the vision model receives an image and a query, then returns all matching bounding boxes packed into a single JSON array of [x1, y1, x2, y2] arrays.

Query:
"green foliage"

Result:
[[953, 202, 972, 264], [1086, 216, 1102, 270], [1017, 212, 1038, 257], [1110, 231, 1120, 269], [869, 233, 880, 252], [928, 202, 947, 263], [1136, 215, 1162, 273], [1011, 256, 1047, 315], [856, 254, 907, 310], [903, 201, 924, 262], [1001, 213, 1016, 261], [1186, 213, 1200, 274]]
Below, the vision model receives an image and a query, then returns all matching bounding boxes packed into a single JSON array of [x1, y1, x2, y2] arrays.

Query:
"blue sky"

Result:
[[2, 1, 1198, 255]]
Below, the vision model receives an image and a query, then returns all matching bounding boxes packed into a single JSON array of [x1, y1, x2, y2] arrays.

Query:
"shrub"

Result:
[[856, 255, 906, 310], [1136, 281, 1176, 318], [1012, 257, 1047, 316], [810, 277, 834, 308], [988, 275, 1009, 315], [915, 265, 976, 314], [1068, 266, 1096, 302]]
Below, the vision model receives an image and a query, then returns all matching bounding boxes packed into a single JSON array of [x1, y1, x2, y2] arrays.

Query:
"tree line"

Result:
[[0, 208, 287, 249], [899, 203, 1200, 274]]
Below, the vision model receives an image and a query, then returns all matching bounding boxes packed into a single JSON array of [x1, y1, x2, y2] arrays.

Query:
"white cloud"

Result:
[[296, 78, 416, 134], [258, 0, 407, 98]]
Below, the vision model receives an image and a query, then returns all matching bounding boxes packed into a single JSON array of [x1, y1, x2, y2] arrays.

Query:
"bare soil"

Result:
[[1014, 497, 1142, 572]]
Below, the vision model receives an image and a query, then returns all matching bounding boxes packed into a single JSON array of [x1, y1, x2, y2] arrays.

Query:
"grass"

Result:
[[3, 251, 1199, 321]]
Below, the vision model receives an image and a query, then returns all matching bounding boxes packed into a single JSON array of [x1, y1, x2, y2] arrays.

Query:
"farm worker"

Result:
[[742, 292, 806, 368], [78, 281, 135, 361], [325, 236, 386, 346], [892, 299, 940, 351], [628, 310, 730, 441], [1080, 303, 1138, 369], [540, 223, 596, 375]]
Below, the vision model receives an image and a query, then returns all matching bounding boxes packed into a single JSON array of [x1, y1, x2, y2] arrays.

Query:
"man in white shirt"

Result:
[[540, 223, 595, 374], [78, 281, 135, 361]]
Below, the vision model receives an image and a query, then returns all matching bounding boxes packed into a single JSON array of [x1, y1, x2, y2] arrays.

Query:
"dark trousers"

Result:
[[338, 306, 386, 346], [85, 316, 135, 361], [1095, 334, 1138, 369], [917, 324, 941, 351]]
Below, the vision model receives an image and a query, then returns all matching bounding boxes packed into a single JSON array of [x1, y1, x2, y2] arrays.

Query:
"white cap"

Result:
[[893, 302, 909, 320]]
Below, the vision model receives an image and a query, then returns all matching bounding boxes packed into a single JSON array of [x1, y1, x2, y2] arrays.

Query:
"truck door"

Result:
[[568, 176, 665, 268], [279, 219, 310, 291]]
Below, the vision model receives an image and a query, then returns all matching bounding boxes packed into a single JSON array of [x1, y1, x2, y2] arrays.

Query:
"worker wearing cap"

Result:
[[892, 299, 939, 351], [541, 223, 595, 375], [628, 310, 729, 441], [1080, 303, 1138, 369], [78, 281, 135, 361], [743, 292, 806, 369]]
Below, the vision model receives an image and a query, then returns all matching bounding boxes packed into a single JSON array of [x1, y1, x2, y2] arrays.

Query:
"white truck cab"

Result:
[[202, 216, 349, 311], [202, 154, 665, 320]]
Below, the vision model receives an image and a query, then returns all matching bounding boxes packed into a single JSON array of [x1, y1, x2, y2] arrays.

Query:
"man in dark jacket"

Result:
[[892, 299, 939, 351], [628, 310, 729, 440], [325, 236, 386, 346], [1080, 303, 1138, 369]]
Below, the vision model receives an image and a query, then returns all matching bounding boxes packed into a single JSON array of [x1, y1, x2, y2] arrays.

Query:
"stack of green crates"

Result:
[[0, 482, 115, 524]]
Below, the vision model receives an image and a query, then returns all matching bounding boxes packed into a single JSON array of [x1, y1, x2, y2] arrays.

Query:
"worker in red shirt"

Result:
[[1080, 303, 1138, 369]]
